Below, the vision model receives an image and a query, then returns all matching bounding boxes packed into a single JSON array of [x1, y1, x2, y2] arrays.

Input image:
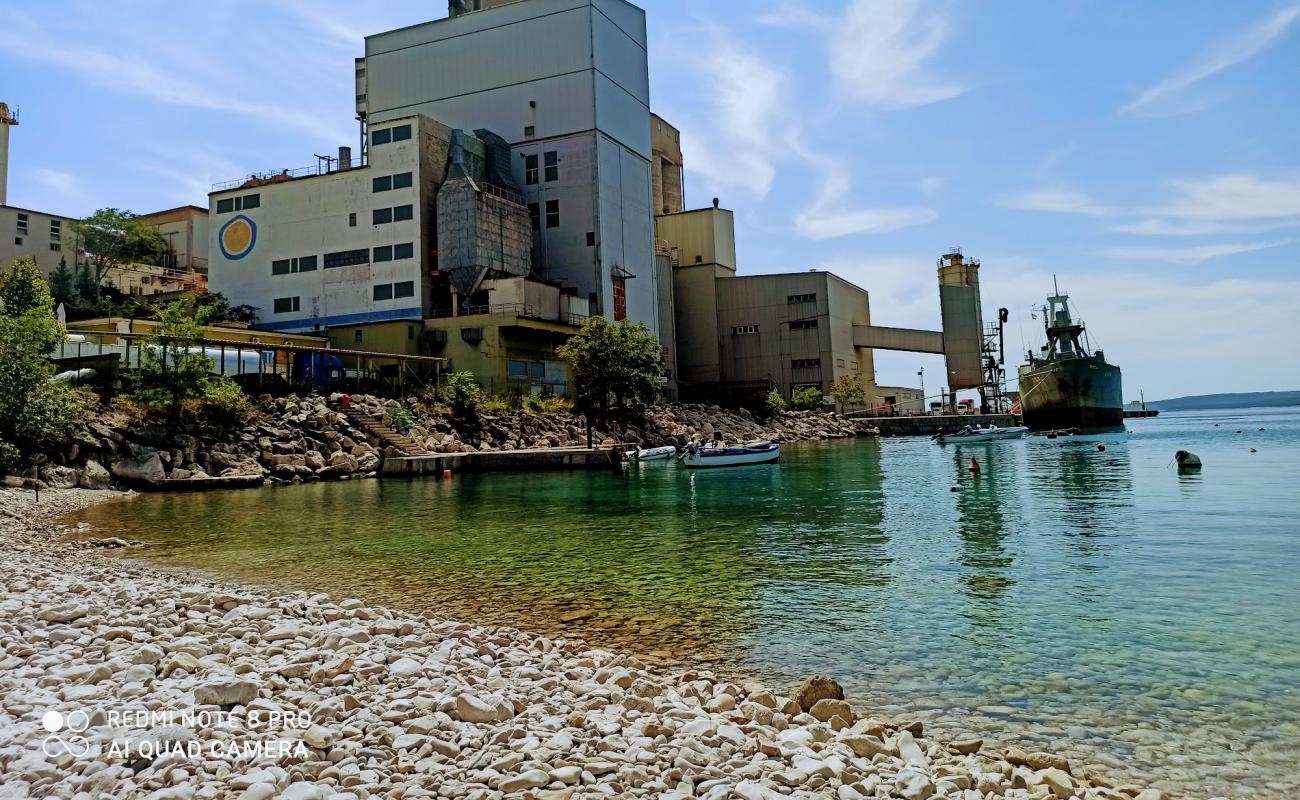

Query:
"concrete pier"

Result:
[[844, 413, 1018, 437], [381, 446, 618, 477]]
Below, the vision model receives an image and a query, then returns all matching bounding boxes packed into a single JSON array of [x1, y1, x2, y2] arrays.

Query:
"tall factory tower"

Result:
[[0, 103, 17, 206]]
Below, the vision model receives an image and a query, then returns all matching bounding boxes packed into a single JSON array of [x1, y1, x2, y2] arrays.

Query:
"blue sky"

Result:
[[2, 0, 1297, 399]]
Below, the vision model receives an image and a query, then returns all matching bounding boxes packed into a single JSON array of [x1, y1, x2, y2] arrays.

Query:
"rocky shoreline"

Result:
[[0, 488, 1174, 800], [9, 397, 875, 492]]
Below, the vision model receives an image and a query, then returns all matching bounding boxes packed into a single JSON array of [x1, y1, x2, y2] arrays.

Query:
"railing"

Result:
[[427, 303, 588, 327], [211, 158, 366, 191]]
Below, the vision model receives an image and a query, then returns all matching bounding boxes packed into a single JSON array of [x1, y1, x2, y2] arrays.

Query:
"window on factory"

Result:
[[273, 296, 300, 314], [792, 358, 821, 369], [524, 125, 535, 139], [393, 242, 414, 260], [613, 277, 626, 321], [544, 151, 558, 182], [393, 281, 414, 299], [13, 238, 21, 246], [272, 256, 318, 275], [348, 212, 357, 227], [216, 193, 260, 214], [50, 243, 61, 252], [507, 360, 528, 379], [787, 293, 816, 304], [371, 128, 391, 146], [373, 245, 393, 263], [790, 319, 818, 330], [586, 232, 595, 247], [373, 283, 394, 301], [545, 199, 560, 228], [733, 325, 759, 335], [354, 329, 363, 343], [372, 175, 392, 193], [16, 214, 28, 235], [528, 203, 539, 231], [324, 248, 369, 268], [392, 172, 413, 189], [49, 220, 61, 241], [373, 207, 392, 225], [524, 154, 538, 185], [391, 124, 411, 142], [393, 204, 413, 222]]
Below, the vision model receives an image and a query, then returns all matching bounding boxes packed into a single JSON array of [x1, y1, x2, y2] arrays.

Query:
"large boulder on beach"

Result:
[[792, 674, 845, 713], [38, 464, 81, 489], [78, 460, 111, 490], [111, 450, 165, 484]]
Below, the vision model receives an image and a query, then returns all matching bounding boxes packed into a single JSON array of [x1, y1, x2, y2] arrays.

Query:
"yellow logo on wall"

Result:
[[219, 215, 257, 260]]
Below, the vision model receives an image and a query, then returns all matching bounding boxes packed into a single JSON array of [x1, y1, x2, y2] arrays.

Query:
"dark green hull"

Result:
[[1017, 357, 1123, 430]]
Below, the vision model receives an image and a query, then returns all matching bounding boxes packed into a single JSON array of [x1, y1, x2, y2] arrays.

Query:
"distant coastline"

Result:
[[1148, 390, 1300, 411]]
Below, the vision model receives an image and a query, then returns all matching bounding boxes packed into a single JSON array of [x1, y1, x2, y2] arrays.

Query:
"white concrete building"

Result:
[[359, 0, 658, 335], [209, 115, 453, 333]]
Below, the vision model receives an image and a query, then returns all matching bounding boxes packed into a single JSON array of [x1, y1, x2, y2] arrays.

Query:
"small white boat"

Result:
[[681, 441, 780, 469], [934, 425, 1028, 444], [625, 445, 677, 461]]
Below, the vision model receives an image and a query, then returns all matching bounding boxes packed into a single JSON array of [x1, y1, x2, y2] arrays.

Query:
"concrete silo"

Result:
[[937, 249, 984, 391]]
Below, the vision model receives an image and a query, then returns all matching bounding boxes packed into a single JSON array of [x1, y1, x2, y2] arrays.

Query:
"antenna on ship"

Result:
[[1053, 274, 1059, 295]]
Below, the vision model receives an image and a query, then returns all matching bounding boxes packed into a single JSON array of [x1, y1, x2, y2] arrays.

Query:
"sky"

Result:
[[2, 0, 1298, 400]]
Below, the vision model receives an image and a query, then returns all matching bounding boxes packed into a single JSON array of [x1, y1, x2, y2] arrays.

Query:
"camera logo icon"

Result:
[[41, 710, 91, 758]]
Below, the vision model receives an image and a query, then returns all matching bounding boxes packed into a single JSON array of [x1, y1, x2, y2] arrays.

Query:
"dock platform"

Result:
[[381, 446, 618, 477]]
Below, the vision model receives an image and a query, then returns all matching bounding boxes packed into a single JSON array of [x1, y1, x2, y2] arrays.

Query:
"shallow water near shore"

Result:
[[72, 407, 1300, 797]]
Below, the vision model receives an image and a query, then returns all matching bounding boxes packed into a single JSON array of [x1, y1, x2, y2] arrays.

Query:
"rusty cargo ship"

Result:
[[1017, 286, 1123, 430]]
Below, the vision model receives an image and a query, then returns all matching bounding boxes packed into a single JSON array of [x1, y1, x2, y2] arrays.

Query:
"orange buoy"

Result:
[[443, 469, 453, 479], [1097, 443, 1106, 452], [968, 457, 981, 474]]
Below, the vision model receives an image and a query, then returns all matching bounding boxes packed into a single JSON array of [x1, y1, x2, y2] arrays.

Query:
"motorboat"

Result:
[[681, 441, 780, 469], [625, 445, 677, 461], [934, 425, 1028, 444]]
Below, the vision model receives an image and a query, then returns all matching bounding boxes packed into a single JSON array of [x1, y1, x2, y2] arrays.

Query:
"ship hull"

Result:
[[1017, 357, 1123, 430]]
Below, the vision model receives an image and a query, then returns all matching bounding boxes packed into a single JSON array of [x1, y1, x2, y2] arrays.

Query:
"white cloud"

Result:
[[764, 0, 965, 110], [1157, 174, 1300, 221], [1110, 218, 1294, 236], [674, 37, 786, 198], [1101, 241, 1286, 264], [998, 187, 1110, 218], [30, 168, 84, 199], [1121, 4, 1300, 116]]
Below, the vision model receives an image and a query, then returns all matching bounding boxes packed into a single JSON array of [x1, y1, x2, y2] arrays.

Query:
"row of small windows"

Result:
[[14, 215, 62, 249], [372, 281, 415, 301], [788, 293, 816, 304], [790, 319, 819, 330], [733, 325, 759, 335], [526, 200, 560, 230], [216, 193, 261, 214], [318, 243, 415, 269], [373, 204, 413, 225], [370, 124, 412, 146], [524, 151, 559, 185], [792, 358, 822, 369], [272, 256, 317, 275], [372, 172, 413, 193]]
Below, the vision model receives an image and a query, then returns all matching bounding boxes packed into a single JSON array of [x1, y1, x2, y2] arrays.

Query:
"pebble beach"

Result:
[[1, 487, 1177, 800]]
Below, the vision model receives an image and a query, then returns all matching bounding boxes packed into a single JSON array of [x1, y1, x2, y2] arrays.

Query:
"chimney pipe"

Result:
[[0, 102, 17, 207], [338, 146, 351, 171], [712, 196, 719, 208]]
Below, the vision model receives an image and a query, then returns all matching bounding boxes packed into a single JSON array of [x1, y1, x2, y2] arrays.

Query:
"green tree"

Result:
[[137, 298, 214, 424], [829, 374, 866, 412], [761, 390, 787, 418], [0, 259, 84, 467], [791, 386, 825, 411], [0, 257, 54, 316], [557, 316, 661, 417], [75, 261, 100, 303], [70, 208, 167, 283], [196, 291, 259, 324], [49, 257, 76, 307], [440, 371, 483, 421]]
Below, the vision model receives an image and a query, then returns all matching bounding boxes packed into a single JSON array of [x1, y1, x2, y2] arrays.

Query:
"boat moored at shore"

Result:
[[681, 441, 780, 468], [1017, 284, 1123, 430]]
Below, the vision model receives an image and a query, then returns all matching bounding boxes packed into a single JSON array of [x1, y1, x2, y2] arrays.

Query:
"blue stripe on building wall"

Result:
[[254, 307, 424, 333]]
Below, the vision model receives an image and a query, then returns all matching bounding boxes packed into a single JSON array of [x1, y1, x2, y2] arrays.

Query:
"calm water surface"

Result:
[[74, 408, 1300, 798]]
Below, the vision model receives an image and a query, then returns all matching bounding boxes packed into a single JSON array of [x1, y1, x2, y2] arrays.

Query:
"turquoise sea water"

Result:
[[74, 408, 1300, 797]]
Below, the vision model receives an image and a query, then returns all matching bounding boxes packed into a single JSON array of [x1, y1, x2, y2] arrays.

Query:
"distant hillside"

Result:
[[1149, 391, 1300, 411]]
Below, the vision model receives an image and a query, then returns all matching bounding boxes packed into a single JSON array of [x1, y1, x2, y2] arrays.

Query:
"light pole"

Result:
[[918, 367, 925, 413]]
